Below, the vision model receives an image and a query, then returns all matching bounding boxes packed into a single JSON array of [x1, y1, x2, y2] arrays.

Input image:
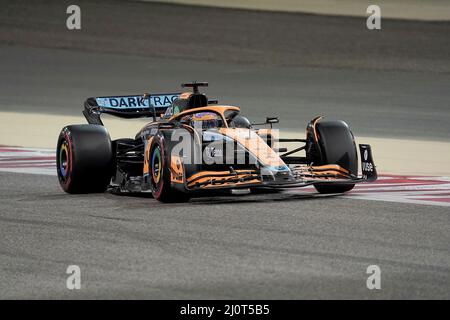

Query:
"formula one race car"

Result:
[[56, 82, 377, 202]]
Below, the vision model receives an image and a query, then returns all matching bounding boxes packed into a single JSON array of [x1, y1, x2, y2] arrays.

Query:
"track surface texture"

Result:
[[0, 172, 449, 299], [0, 0, 449, 299], [1, 0, 450, 73]]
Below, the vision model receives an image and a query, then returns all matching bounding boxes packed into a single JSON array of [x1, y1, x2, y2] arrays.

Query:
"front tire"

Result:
[[56, 125, 113, 193], [309, 119, 357, 194], [149, 133, 190, 203]]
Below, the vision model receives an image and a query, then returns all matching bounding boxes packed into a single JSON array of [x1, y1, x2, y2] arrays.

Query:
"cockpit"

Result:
[[163, 82, 252, 130], [179, 111, 224, 130]]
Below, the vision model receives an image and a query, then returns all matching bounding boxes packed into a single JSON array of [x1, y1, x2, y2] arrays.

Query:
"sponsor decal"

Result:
[[362, 161, 374, 172], [361, 146, 373, 174], [95, 94, 179, 109]]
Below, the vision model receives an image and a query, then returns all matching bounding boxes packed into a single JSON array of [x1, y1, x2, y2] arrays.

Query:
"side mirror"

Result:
[[251, 117, 280, 127], [266, 117, 279, 124]]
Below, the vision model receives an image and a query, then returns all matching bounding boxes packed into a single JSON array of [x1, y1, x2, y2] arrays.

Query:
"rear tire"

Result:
[[56, 125, 113, 193], [149, 133, 190, 203], [310, 119, 357, 194]]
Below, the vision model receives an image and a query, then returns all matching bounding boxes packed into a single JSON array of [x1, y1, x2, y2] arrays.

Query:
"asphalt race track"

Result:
[[0, 171, 449, 299], [0, 1, 449, 299]]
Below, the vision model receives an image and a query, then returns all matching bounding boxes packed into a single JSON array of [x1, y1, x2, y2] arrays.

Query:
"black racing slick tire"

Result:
[[56, 125, 113, 194], [148, 133, 190, 203], [311, 119, 357, 194]]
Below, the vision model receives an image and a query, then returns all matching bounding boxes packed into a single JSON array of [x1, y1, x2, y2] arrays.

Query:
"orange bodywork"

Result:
[[142, 104, 357, 191], [147, 105, 286, 188], [186, 170, 260, 189], [170, 155, 184, 183], [178, 92, 192, 100], [292, 164, 352, 181], [311, 164, 350, 174], [143, 136, 154, 175], [169, 105, 240, 126], [219, 128, 286, 168], [311, 115, 323, 142]]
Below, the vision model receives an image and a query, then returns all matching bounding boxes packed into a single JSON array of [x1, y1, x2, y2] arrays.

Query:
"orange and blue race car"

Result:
[[56, 82, 377, 202]]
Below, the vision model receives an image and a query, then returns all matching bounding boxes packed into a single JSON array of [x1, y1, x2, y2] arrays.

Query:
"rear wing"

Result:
[[83, 93, 180, 125]]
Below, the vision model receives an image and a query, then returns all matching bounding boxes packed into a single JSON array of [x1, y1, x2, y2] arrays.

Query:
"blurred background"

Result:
[[1, 0, 449, 143]]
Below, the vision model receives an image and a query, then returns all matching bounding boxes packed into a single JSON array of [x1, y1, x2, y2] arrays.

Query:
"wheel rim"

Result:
[[151, 146, 162, 185], [59, 141, 69, 180]]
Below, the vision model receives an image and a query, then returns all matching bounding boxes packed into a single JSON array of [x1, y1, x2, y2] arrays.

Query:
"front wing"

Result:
[[173, 144, 377, 192]]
